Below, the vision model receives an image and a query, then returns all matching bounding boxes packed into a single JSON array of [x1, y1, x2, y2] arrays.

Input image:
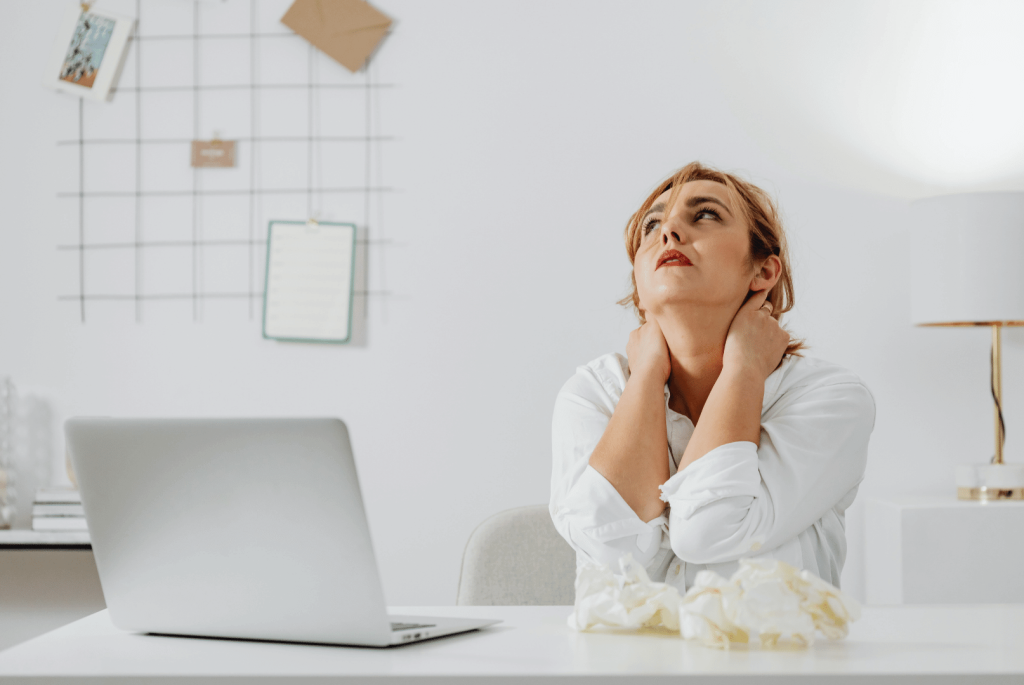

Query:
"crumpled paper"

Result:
[[569, 555, 860, 649], [567, 554, 682, 632], [679, 558, 862, 649]]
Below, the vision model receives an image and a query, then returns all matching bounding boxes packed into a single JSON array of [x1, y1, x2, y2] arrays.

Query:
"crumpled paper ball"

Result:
[[568, 554, 682, 632], [679, 558, 862, 649], [568, 555, 860, 650]]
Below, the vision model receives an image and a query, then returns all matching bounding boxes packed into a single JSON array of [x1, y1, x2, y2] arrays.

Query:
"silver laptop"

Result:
[[65, 417, 500, 647]]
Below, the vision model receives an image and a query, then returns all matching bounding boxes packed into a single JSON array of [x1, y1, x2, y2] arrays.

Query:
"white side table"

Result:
[[865, 496, 1024, 604]]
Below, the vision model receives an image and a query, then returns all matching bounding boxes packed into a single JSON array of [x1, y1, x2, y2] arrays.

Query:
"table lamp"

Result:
[[911, 192, 1024, 501]]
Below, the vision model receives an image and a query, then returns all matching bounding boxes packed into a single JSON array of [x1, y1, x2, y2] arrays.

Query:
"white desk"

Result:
[[1, 605, 1023, 683]]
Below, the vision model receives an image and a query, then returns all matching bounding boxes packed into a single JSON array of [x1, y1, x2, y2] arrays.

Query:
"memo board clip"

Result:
[[80, 2, 92, 11], [306, 216, 320, 231]]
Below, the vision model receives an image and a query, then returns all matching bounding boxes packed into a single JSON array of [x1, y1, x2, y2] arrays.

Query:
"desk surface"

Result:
[[0, 605, 1022, 683]]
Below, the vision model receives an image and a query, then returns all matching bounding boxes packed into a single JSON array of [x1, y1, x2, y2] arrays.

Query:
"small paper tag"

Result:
[[191, 140, 237, 168]]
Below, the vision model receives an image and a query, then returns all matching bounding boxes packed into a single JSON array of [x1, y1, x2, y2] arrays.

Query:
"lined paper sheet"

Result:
[[263, 221, 356, 343]]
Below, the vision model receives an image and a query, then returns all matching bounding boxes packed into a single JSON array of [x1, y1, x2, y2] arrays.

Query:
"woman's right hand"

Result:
[[626, 317, 671, 384]]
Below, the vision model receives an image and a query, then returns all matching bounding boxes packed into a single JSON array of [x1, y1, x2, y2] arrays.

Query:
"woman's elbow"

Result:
[[668, 499, 764, 564], [669, 526, 744, 564]]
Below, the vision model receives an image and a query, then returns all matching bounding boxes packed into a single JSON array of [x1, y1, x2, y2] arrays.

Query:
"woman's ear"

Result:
[[750, 255, 782, 293]]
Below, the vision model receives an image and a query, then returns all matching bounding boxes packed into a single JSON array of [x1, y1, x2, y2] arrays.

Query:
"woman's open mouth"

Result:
[[656, 249, 693, 269]]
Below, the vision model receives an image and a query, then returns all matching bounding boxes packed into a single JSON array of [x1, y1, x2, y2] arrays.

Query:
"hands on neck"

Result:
[[590, 291, 785, 521], [649, 304, 735, 424]]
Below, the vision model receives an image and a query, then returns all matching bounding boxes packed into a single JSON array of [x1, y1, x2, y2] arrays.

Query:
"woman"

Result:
[[549, 162, 874, 592]]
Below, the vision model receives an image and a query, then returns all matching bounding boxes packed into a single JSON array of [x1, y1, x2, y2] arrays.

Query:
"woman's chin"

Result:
[[646, 295, 739, 315]]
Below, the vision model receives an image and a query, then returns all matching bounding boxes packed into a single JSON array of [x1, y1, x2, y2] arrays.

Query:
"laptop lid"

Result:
[[66, 417, 395, 646]]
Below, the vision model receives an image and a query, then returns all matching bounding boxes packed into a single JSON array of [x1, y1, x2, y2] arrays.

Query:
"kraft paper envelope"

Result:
[[281, 0, 392, 73]]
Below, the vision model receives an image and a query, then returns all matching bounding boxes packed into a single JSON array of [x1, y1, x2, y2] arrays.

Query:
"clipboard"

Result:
[[262, 221, 357, 344]]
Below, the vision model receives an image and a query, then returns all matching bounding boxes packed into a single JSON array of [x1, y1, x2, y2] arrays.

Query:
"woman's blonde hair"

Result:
[[619, 161, 805, 357]]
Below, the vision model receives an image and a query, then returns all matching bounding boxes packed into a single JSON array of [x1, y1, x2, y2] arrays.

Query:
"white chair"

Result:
[[456, 505, 576, 606]]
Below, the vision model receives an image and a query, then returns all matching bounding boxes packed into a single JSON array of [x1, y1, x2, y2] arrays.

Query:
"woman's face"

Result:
[[634, 180, 765, 319]]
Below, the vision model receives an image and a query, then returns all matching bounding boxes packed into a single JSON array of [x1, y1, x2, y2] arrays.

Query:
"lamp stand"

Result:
[[993, 324, 1004, 464], [956, 323, 1024, 500]]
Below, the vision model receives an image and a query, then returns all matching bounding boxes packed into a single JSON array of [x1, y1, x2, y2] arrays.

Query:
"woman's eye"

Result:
[[643, 219, 661, 235], [695, 208, 721, 221]]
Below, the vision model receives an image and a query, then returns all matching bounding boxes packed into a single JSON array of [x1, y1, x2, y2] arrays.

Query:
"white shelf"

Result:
[[0, 529, 91, 548]]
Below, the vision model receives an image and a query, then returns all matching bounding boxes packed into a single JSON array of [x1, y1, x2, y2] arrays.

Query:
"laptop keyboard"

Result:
[[390, 621, 436, 632]]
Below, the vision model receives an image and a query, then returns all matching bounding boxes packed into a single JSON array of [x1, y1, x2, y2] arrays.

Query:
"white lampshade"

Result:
[[911, 192, 1024, 326]]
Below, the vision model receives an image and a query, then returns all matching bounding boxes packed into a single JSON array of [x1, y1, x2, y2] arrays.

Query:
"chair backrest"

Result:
[[456, 505, 576, 606]]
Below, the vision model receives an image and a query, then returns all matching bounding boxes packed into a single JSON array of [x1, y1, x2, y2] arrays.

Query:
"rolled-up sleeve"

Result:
[[549, 371, 668, 569], [659, 380, 874, 565]]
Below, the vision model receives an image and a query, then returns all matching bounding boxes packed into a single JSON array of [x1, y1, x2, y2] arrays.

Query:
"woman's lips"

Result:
[[656, 249, 693, 269]]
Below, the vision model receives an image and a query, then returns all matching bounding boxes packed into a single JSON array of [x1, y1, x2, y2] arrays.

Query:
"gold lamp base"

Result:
[[957, 486, 1024, 501], [956, 464, 1024, 501]]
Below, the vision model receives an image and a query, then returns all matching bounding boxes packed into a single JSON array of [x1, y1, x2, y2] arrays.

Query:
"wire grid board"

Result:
[[54, 0, 392, 326]]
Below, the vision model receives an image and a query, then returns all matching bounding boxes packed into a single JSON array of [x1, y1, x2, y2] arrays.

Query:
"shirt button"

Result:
[[750, 542, 762, 551]]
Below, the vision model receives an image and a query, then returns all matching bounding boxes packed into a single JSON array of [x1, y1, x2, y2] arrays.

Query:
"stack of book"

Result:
[[32, 487, 87, 531]]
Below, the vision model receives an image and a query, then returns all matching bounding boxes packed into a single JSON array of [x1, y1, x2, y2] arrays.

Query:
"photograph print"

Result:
[[44, 3, 135, 102], [59, 11, 115, 89]]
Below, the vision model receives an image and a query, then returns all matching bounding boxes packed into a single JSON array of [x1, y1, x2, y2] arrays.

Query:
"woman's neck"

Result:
[[653, 307, 733, 424]]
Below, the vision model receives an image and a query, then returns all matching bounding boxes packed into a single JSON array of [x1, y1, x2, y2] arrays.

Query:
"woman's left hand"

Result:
[[723, 289, 791, 380]]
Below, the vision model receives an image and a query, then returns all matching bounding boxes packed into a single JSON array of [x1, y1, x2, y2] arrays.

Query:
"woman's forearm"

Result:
[[677, 364, 764, 472], [588, 369, 670, 522]]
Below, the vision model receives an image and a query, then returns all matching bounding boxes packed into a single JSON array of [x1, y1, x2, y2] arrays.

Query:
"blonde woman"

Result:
[[550, 162, 874, 591]]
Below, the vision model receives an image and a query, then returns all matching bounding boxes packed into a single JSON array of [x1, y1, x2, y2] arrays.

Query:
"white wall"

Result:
[[2, 0, 1023, 605]]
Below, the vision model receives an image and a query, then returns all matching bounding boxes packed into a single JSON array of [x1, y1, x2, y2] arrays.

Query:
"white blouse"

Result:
[[549, 352, 874, 592]]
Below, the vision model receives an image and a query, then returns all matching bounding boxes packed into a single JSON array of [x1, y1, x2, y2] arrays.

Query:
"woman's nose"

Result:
[[660, 222, 683, 244]]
